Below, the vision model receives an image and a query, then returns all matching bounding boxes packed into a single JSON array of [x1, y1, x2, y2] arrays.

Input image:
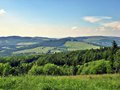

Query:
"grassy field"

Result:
[[13, 46, 65, 55], [64, 41, 99, 51], [0, 74, 119, 90], [13, 41, 99, 55]]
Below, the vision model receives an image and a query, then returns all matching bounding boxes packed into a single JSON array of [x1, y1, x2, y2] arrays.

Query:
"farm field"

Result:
[[64, 41, 99, 51], [0, 74, 119, 90]]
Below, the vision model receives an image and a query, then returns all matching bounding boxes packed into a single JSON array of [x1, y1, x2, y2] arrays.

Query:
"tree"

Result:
[[77, 60, 112, 75], [73, 65, 78, 75], [3, 63, 12, 76], [19, 63, 32, 74], [112, 40, 118, 54], [28, 65, 43, 75], [43, 63, 63, 75], [113, 50, 120, 73], [0, 63, 12, 76], [112, 40, 118, 49]]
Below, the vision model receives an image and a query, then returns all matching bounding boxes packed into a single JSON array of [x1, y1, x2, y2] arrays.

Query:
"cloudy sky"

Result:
[[0, 0, 120, 38]]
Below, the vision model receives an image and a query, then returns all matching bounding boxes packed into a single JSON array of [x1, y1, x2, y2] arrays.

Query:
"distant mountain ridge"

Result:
[[0, 36, 120, 56]]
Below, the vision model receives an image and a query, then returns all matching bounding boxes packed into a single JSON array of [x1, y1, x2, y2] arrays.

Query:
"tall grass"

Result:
[[0, 74, 120, 90]]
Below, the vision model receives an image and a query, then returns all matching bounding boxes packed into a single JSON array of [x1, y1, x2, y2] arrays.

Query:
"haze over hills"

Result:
[[0, 36, 120, 56]]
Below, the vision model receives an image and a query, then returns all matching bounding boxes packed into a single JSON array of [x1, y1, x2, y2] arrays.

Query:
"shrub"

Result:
[[28, 65, 43, 75], [77, 60, 112, 74], [61, 65, 74, 75], [0, 63, 11, 76], [43, 63, 63, 75]]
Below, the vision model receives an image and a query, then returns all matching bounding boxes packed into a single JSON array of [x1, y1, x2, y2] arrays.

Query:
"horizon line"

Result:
[[0, 35, 120, 39]]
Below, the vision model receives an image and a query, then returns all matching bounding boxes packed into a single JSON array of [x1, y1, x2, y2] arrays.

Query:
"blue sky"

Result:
[[0, 0, 120, 37]]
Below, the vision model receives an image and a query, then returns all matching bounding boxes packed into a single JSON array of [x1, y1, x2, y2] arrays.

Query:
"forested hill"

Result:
[[0, 41, 119, 76], [0, 36, 120, 56]]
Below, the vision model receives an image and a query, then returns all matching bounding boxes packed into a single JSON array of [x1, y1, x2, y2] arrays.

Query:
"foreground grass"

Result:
[[0, 74, 120, 90]]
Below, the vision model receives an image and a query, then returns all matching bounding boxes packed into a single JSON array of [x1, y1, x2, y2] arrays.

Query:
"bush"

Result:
[[0, 63, 12, 76], [28, 65, 43, 75], [19, 63, 32, 74], [77, 60, 112, 74], [43, 63, 63, 75], [61, 65, 74, 75], [77, 65, 83, 75]]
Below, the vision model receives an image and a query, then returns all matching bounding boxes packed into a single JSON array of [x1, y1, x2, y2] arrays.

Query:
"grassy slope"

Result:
[[0, 74, 119, 90], [13, 41, 99, 55], [64, 41, 99, 51], [13, 47, 66, 54], [13, 47, 56, 54]]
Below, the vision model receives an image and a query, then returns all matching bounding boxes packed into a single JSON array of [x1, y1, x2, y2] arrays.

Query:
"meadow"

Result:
[[13, 41, 99, 55], [0, 74, 120, 90], [64, 41, 99, 51]]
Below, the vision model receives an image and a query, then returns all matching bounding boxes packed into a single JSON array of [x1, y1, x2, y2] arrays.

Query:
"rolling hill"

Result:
[[0, 36, 120, 56]]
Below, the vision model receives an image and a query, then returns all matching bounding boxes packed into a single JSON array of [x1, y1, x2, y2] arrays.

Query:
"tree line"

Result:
[[0, 41, 120, 76]]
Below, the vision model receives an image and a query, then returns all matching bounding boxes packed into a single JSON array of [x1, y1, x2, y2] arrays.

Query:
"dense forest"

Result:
[[0, 41, 120, 76]]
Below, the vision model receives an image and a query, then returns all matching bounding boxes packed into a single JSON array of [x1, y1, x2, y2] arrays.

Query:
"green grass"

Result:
[[13, 47, 55, 54], [64, 41, 99, 51], [13, 41, 99, 55], [13, 47, 65, 54], [0, 74, 119, 90]]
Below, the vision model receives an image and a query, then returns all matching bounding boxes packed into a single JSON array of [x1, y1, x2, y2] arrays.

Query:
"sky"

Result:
[[0, 0, 120, 38]]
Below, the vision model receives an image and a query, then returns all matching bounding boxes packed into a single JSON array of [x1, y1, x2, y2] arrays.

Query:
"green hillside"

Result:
[[64, 41, 99, 51], [13, 41, 99, 55], [13, 47, 57, 54], [0, 36, 120, 56], [13, 46, 67, 55]]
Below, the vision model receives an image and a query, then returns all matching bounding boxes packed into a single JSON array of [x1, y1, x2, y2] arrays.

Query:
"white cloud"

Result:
[[83, 16, 102, 23], [103, 21, 120, 30], [0, 9, 6, 16], [71, 26, 78, 30], [83, 16, 112, 23]]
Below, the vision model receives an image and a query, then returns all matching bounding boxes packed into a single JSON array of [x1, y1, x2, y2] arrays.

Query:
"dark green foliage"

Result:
[[0, 63, 11, 76], [0, 42, 119, 76], [19, 63, 32, 74], [111, 40, 118, 55], [113, 50, 120, 73], [28, 65, 43, 75], [112, 40, 118, 50], [43, 63, 63, 75], [61, 65, 74, 75]]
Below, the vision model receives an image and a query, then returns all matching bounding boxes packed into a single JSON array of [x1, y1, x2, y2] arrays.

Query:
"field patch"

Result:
[[64, 41, 99, 51]]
